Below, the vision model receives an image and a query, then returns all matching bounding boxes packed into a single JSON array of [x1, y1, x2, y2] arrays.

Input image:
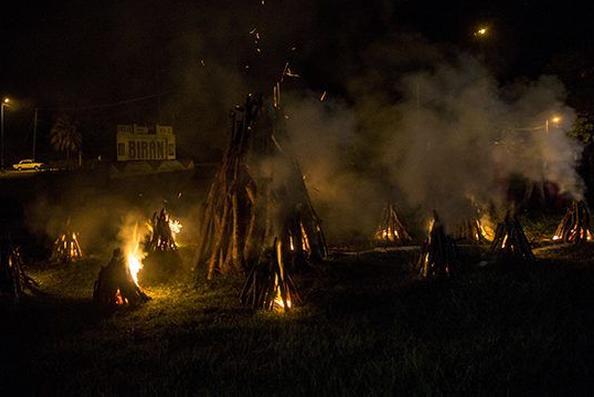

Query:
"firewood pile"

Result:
[[240, 238, 300, 312], [195, 93, 327, 285], [417, 212, 457, 278], [0, 238, 40, 302], [374, 201, 412, 245], [93, 248, 150, 308], [145, 207, 178, 251], [51, 219, 82, 263], [489, 211, 535, 262], [552, 200, 593, 244], [452, 218, 489, 244]]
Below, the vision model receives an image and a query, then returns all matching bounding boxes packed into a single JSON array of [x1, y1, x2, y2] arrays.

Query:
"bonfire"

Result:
[[452, 215, 493, 244], [374, 201, 411, 245], [552, 200, 593, 244], [195, 91, 327, 311], [51, 219, 82, 263], [93, 224, 150, 308], [240, 237, 300, 312], [145, 207, 182, 251], [417, 212, 457, 278], [0, 238, 40, 302], [490, 210, 535, 262]]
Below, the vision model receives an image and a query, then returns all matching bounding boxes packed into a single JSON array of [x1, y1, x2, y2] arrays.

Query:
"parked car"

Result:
[[12, 159, 47, 171]]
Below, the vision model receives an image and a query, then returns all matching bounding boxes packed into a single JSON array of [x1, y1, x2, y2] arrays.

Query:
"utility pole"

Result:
[[1, 102, 4, 170], [32, 108, 38, 160]]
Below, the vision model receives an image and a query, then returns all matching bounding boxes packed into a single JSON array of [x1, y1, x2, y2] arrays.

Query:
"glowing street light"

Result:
[[545, 115, 562, 133], [475, 27, 488, 37]]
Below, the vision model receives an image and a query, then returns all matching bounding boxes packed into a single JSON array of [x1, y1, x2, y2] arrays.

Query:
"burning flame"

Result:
[[478, 215, 495, 242], [273, 275, 292, 312], [124, 222, 146, 286], [169, 219, 182, 236]]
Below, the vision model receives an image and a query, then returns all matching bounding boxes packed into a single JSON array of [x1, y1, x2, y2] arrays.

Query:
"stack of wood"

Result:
[[145, 207, 177, 251], [374, 202, 412, 245], [240, 237, 300, 312], [93, 248, 150, 308], [195, 94, 327, 282], [0, 238, 40, 302], [51, 219, 82, 263], [490, 211, 535, 262], [553, 200, 593, 244], [195, 93, 327, 311], [453, 218, 489, 244], [417, 212, 457, 278]]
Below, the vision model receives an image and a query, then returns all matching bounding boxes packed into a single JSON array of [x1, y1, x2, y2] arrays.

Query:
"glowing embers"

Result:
[[52, 220, 83, 263], [417, 212, 457, 278], [146, 207, 181, 251], [240, 238, 300, 313], [0, 239, 40, 302], [374, 202, 412, 245], [489, 211, 535, 262], [553, 200, 593, 244]]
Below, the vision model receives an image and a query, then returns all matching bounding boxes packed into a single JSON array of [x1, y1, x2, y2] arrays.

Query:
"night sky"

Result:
[[1, 0, 593, 161]]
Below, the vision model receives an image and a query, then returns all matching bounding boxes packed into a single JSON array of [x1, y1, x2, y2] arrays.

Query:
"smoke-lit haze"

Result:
[[285, 53, 582, 238]]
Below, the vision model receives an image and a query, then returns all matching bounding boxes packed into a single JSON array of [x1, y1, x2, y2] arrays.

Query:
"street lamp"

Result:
[[545, 115, 562, 134], [474, 26, 488, 37], [1, 97, 11, 170]]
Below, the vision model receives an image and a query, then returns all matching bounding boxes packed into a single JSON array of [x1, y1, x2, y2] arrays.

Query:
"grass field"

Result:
[[2, 242, 594, 395]]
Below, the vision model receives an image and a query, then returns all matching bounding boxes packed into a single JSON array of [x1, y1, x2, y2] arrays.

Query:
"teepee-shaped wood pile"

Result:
[[195, 93, 327, 312], [417, 212, 457, 278], [51, 218, 82, 264], [452, 218, 489, 244], [490, 210, 535, 262], [553, 200, 593, 244], [374, 201, 411, 245], [0, 237, 39, 302]]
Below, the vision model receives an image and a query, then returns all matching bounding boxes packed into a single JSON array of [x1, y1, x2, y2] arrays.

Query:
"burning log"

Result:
[[489, 211, 535, 262], [0, 238, 40, 302], [374, 202, 411, 245], [145, 207, 181, 251], [195, 94, 327, 285], [417, 212, 457, 278], [240, 238, 300, 312], [51, 219, 82, 264], [552, 200, 593, 244], [93, 248, 150, 308]]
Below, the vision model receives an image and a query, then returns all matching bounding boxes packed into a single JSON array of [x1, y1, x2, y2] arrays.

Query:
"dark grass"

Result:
[[2, 244, 594, 395]]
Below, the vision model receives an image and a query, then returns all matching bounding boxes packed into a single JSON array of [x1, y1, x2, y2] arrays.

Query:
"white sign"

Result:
[[116, 124, 176, 161]]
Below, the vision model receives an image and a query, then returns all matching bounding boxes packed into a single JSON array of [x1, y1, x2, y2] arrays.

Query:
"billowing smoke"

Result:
[[285, 53, 583, 238]]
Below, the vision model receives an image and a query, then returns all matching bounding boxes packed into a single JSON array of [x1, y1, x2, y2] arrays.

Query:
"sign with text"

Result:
[[116, 124, 176, 161]]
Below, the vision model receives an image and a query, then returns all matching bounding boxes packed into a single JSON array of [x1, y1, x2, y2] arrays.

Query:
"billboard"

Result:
[[116, 124, 176, 161]]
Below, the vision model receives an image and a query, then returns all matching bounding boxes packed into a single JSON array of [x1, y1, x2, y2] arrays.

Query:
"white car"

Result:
[[12, 159, 46, 171]]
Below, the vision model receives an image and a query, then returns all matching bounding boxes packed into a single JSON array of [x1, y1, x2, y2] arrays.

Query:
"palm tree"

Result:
[[50, 114, 82, 167]]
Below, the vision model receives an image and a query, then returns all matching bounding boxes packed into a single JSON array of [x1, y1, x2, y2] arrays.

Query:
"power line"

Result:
[[45, 91, 174, 112]]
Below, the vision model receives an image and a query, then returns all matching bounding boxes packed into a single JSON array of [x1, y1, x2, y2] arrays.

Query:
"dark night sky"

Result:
[[1, 0, 593, 161]]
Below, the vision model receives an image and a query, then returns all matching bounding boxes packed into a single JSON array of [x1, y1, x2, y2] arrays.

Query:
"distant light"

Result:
[[474, 27, 488, 37], [551, 116, 562, 124], [2, 98, 9, 104]]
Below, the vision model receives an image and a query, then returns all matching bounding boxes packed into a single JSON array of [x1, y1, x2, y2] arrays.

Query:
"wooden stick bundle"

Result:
[[490, 211, 535, 262], [553, 200, 593, 244], [417, 212, 457, 278], [374, 201, 412, 245]]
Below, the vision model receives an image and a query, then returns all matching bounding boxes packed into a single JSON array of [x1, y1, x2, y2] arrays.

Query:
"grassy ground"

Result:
[[2, 243, 594, 395]]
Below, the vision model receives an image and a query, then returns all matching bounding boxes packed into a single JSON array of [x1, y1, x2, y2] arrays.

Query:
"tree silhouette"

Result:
[[50, 114, 82, 165]]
